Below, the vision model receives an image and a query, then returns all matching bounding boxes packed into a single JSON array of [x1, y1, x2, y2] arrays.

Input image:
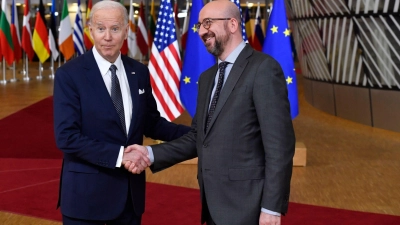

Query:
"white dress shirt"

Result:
[[92, 47, 132, 167]]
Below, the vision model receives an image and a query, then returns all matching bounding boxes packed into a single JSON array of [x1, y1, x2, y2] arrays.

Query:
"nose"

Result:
[[104, 29, 112, 40], [197, 25, 207, 38]]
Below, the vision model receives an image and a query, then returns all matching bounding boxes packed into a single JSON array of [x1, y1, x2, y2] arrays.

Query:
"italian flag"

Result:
[[58, 0, 75, 60], [0, 0, 14, 65]]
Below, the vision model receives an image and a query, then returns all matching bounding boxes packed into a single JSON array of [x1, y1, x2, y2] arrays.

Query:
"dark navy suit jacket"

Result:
[[53, 49, 190, 220]]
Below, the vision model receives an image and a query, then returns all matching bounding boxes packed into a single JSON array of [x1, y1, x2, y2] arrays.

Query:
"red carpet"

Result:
[[1, 97, 400, 224], [0, 97, 62, 159]]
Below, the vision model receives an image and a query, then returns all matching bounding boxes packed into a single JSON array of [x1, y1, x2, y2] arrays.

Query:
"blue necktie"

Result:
[[206, 61, 229, 131], [110, 65, 126, 135]]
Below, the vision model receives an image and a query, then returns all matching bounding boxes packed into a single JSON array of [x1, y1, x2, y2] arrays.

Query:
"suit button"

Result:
[[203, 144, 208, 148]]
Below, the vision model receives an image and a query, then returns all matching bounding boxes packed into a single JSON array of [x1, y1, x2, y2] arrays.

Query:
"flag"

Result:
[[11, 0, 22, 62], [181, 1, 190, 50], [73, 0, 85, 55], [83, 0, 93, 50], [148, 0, 183, 121], [32, 0, 50, 63], [244, 6, 253, 47], [59, 0, 75, 60], [230, 0, 248, 42], [49, 0, 59, 61], [21, 0, 34, 61], [127, 0, 138, 57], [262, 0, 298, 119], [137, 1, 148, 56], [148, 0, 156, 49], [180, 0, 215, 117], [252, 3, 264, 51], [0, 0, 14, 65], [173, 0, 181, 49]]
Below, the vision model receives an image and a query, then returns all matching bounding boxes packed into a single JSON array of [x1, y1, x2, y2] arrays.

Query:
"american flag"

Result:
[[148, 0, 183, 121]]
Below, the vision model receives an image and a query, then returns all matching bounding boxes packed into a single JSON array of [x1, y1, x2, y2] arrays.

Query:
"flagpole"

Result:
[[37, 62, 43, 80], [10, 62, 18, 82], [0, 59, 9, 84], [49, 53, 55, 79], [23, 54, 30, 81]]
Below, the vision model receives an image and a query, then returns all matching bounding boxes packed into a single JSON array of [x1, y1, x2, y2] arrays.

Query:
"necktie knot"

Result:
[[219, 61, 229, 71], [110, 64, 117, 75]]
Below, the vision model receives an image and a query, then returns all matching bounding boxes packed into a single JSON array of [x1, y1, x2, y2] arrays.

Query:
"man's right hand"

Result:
[[122, 144, 150, 174]]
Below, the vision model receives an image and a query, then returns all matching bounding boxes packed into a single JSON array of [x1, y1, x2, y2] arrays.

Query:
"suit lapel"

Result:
[[83, 50, 117, 116], [122, 56, 139, 138], [205, 45, 253, 134], [83, 50, 130, 135]]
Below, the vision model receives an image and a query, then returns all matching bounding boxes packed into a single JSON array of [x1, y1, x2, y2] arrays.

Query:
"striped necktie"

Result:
[[206, 61, 229, 131], [109, 65, 126, 135]]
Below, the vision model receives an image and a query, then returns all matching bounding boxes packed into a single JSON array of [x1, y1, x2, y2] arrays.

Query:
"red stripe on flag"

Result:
[[35, 12, 49, 51], [11, 24, 22, 62], [161, 46, 180, 87], [149, 46, 184, 121], [149, 57, 175, 120]]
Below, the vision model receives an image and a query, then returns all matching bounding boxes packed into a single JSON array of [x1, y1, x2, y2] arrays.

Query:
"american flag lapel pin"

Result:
[[131, 72, 135, 75]]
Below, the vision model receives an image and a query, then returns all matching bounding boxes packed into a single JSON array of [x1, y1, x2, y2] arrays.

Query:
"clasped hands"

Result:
[[122, 144, 150, 174]]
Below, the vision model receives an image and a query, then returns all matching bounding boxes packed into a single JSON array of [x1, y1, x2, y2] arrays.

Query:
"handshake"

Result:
[[121, 144, 150, 174]]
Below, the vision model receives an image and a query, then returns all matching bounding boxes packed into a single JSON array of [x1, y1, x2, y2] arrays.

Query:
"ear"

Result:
[[89, 25, 94, 39], [229, 18, 239, 33], [124, 23, 129, 40]]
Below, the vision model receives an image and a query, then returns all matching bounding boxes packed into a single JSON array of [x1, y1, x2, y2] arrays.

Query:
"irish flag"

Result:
[[0, 0, 15, 65], [58, 0, 74, 60]]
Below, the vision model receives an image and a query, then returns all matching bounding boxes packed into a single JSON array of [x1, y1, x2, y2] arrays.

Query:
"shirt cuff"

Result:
[[146, 146, 154, 164], [115, 146, 124, 167], [261, 208, 281, 217]]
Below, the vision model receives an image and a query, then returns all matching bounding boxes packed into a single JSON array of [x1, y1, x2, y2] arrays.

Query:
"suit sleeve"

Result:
[[149, 113, 198, 173], [141, 65, 191, 141], [253, 56, 295, 214], [53, 67, 120, 168]]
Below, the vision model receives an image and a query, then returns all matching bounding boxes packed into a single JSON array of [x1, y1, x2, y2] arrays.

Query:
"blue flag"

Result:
[[180, 0, 215, 118], [262, 0, 299, 119]]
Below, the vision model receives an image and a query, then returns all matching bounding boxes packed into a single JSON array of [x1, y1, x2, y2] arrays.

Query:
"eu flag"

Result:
[[262, 0, 299, 119], [180, 0, 215, 118]]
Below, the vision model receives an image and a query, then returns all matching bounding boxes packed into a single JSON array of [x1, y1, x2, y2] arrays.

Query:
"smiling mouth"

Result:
[[202, 32, 215, 42]]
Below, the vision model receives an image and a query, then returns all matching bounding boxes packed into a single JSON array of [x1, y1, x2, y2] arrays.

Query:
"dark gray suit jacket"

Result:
[[151, 45, 295, 224]]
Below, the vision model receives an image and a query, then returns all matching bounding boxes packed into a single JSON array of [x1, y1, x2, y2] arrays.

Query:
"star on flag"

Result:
[[183, 76, 191, 84]]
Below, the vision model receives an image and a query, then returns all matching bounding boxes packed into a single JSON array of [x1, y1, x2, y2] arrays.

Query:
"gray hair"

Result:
[[89, 0, 128, 25]]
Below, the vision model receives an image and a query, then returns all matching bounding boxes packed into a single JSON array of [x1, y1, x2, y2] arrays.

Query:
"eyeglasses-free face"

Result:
[[195, 18, 231, 31]]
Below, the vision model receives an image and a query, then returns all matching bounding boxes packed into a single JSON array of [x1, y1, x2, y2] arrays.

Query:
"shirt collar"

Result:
[[218, 41, 246, 65], [92, 47, 123, 77]]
